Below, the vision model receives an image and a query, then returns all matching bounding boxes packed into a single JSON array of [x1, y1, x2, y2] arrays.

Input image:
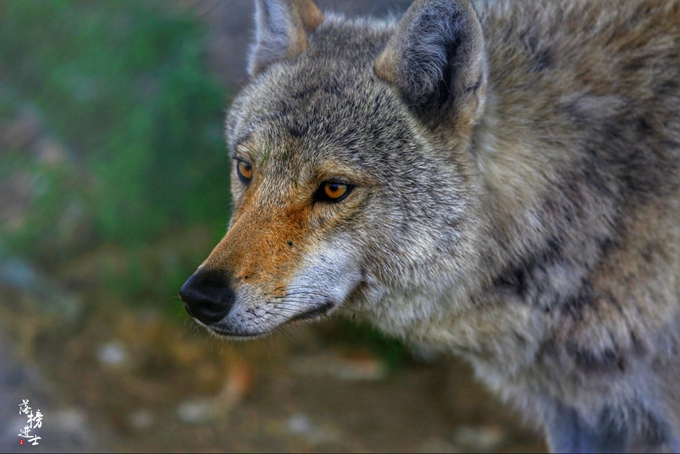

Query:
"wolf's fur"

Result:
[[179, 0, 680, 451]]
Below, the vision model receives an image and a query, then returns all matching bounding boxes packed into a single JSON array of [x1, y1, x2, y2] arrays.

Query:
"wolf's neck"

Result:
[[467, 90, 564, 280]]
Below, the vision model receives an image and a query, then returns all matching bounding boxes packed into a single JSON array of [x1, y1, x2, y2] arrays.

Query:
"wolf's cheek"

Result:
[[285, 240, 363, 309]]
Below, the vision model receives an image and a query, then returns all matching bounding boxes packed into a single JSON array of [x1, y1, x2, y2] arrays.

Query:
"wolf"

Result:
[[179, 0, 680, 451]]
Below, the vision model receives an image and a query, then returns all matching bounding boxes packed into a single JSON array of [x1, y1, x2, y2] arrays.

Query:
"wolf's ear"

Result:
[[248, 0, 324, 76], [375, 0, 487, 129]]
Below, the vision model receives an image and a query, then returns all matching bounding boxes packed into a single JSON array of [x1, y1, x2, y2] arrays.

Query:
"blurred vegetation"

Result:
[[0, 0, 229, 301], [321, 318, 411, 370]]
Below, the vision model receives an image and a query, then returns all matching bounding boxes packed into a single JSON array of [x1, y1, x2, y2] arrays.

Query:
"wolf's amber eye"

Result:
[[324, 183, 347, 199], [315, 181, 353, 203], [236, 160, 252, 183]]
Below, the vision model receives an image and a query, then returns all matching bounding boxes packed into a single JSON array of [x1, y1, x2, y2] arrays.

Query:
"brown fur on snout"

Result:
[[201, 186, 316, 297], [200, 141, 365, 296]]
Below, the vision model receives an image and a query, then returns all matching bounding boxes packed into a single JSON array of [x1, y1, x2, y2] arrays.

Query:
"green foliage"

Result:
[[0, 0, 231, 302], [0, 0, 229, 252]]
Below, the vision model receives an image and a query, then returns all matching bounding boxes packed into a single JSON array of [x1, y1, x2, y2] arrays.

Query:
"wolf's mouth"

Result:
[[205, 302, 335, 339], [288, 302, 334, 323], [208, 326, 264, 339]]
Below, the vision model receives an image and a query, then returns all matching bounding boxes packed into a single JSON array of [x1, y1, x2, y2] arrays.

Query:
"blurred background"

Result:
[[0, 1, 543, 452]]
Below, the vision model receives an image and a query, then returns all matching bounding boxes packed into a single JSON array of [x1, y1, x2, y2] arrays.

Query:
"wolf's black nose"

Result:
[[179, 270, 235, 325]]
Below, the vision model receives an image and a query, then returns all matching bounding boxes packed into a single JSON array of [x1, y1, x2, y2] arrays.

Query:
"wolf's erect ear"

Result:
[[248, 0, 324, 76], [375, 0, 487, 129]]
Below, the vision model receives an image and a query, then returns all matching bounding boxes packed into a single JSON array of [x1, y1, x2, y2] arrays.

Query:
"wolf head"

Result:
[[179, 0, 487, 338]]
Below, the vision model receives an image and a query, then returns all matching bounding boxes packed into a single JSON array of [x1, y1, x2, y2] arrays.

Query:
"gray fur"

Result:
[[181, 0, 680, 451], [249, 0, 294, 75]]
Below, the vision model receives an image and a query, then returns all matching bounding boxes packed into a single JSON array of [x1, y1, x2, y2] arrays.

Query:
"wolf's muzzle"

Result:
[[179, 270, 235, 325]]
